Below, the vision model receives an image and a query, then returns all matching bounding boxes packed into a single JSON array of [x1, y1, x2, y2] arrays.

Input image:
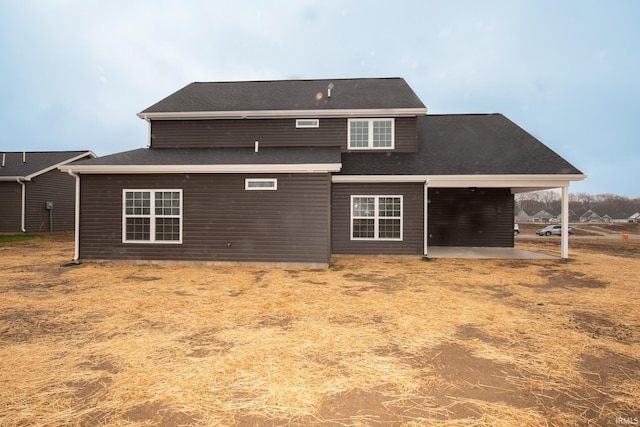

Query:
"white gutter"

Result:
[[24, 151, 97, 181], [332, 174, 587, 186], [137, 108, 428, 121], [60, 163, 343, 174], [0, 176, 28, 181], [67, 170, 81, 261], [142, 115, 151, 148], [17, 178, 26, 232]]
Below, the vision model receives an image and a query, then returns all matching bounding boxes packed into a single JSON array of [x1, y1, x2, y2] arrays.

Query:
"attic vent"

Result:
[[296, 119, 319, 128], [245, 178, 277, 190]]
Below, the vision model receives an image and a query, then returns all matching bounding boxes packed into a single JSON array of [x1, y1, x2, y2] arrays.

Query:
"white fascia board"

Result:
[[333, 175, 430, 183], [332, 174, 587, 187], [25, 151, 97, 180], [0, 176, 27, 181], [137, 108, 427, 120], [60, 163, 343, 174]]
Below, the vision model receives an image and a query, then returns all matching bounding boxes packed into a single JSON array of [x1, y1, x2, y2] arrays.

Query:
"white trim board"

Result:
[[61, 163, 343, 174], [137, 108, 427, 120], [332, 174, 586, 188]]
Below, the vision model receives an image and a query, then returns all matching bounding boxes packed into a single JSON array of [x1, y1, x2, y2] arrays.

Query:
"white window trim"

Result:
[[122, 189, 183, 244], [296, 118, 319, 128], [245, 178, 278, 190], [350, 195, 403, 241], [347, 118, 395, 150]]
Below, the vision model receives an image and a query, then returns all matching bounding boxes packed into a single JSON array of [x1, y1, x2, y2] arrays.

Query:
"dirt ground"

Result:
[[1, 233, 639, 426]]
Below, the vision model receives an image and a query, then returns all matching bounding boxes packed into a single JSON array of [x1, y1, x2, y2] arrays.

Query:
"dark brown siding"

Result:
[[331, 183, 424, 254], [78, 173, 331, 264], [25, 169, 77, 233], [390, 117, 417, 152], [0, 182, 21, 233], [150, 118, 346, 149], [150, 117, 417, 152], [427, 188, 514, 247]]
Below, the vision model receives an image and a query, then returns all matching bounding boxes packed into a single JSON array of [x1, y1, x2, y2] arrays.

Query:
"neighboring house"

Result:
[[580, 209, 603, 223], [60, 78, 585, 265], [628, 212, 640, 223], [530, 210, 556, 223], [568, 209, 580, 223], [514, 209, 532, 223], [0, 151, 96, 233]]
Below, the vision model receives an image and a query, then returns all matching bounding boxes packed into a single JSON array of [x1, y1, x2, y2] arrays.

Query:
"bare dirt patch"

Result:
[[1, 233, 639, 426]]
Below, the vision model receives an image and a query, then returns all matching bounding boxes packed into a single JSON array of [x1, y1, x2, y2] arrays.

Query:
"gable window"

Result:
[[348, 118, 394, 149], [245, 178, 277, 190], [296, 119, 319, 128], [123, 190, 182, 243], [351, 195, 402, 240]]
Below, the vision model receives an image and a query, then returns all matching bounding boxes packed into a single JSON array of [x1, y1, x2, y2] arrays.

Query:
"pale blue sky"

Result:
[[1, 1, 638, 196]]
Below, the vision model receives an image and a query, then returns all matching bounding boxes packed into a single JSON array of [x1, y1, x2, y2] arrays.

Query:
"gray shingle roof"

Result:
[[69, 146, 342, 167], [0, 151, 94, 179], [338, 114, 583, 176], [140, 78, 426, 114]]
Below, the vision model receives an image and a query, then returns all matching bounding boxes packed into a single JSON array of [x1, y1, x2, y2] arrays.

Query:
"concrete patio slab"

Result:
[[427, 246, 559, 260]]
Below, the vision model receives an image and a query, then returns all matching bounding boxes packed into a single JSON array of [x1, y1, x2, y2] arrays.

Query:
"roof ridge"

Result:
[[188, 77, 404, 85], [424, 113, 503, 117]]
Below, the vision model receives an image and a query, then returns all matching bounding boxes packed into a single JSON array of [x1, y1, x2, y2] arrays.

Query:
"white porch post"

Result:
[[561, 185, 569, 259], [424, 180, 429, 257]]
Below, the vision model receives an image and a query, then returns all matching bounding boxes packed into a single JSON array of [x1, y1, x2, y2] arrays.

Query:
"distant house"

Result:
[[629, 212, 640, 223], [531, 210, 556, 223], [580, 209, 602, 223], [60, 77, 585, 265], [514, 209, 532, 223], [0, 151, 95, 233], [568, 209, 580, 223]]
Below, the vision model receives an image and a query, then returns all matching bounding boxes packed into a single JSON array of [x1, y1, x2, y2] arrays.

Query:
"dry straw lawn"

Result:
[[1, 233, 639, 426]]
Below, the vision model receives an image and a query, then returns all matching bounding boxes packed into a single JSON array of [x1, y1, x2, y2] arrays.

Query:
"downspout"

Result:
[[423, 178, 429, 260], [144, 115, 152, 148], [67, 170, 81, 261], [17, 178, 26, 232]]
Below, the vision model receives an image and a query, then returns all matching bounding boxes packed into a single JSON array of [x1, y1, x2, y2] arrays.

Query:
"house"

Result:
[[530, 210, 556, 223], [628, 212, 640, 223], [0, 151, 95, 234], [514, 209, 532, 223], [60, 78, 585, 265], [580, 209, 603, 223]]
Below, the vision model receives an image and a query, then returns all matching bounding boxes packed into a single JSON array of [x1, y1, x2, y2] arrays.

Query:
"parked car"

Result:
[[514, 224, 520, 236], [536, 224, 573, 236]]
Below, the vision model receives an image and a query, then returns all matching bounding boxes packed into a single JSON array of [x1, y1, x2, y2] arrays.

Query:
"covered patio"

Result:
[[426, 246, 558, 260]]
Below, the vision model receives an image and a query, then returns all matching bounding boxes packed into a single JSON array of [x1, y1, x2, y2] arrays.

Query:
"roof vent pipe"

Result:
[[327, 83, 334, 98], [255, 140, 259, 153], [1, 153, 5, 167], [22, 152, 26, 163]]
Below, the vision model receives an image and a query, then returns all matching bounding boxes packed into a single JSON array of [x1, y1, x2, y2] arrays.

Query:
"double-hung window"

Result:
[[123, 190, 182, 243], [351, 195, 402, 240], [348, 118, 394, 149]]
